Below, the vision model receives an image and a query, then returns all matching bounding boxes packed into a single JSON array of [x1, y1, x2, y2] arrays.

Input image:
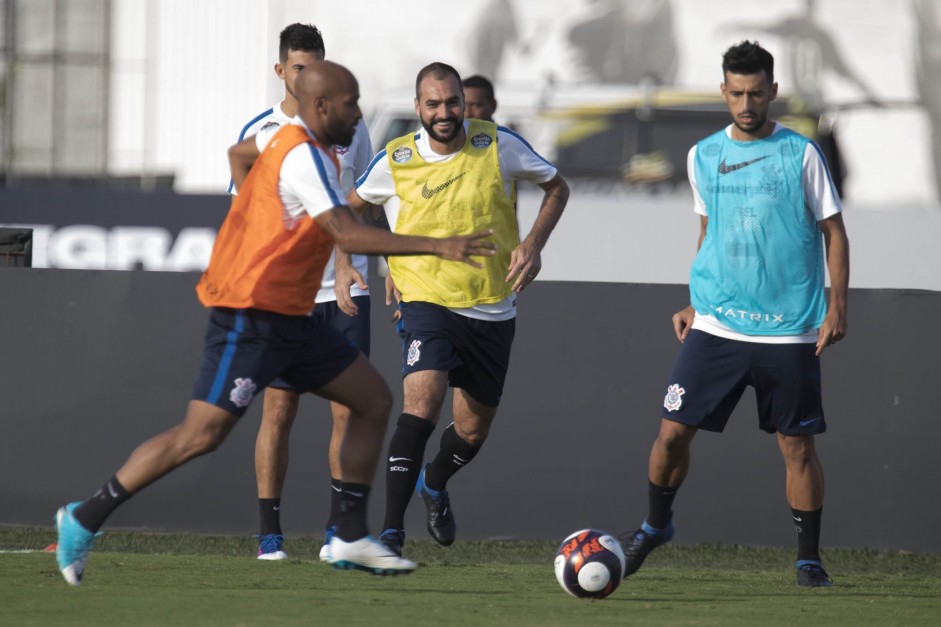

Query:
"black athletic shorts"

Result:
[[659, 329, 826, 435], [396, 300, 515, 407], [269, 295, 370, 390], [192, 307, 359, 416]]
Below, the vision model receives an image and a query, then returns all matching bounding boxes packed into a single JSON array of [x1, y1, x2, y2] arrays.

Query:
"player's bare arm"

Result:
[[505, 173, 569, 292], [816, 213, 850, 355], [316, 204, 496, 266], [227, 136, 261, 192], [333, 199, 370, 317]]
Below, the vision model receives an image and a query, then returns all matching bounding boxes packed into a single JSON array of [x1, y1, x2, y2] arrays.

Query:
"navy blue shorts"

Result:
[[315, 296, 371, 356], [192, 307, 360, 417], [659, 329, 826, 436], [269, 295, 370, 390], [397, 301, 515, 407]]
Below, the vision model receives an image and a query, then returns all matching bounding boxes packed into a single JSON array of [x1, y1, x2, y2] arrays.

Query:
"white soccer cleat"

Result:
[[328, 535, 417, 575], [318, 526, 336, 562]]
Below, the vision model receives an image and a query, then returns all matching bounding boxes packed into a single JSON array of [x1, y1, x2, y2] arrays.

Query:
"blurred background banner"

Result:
[[1, 189, 226, 270]]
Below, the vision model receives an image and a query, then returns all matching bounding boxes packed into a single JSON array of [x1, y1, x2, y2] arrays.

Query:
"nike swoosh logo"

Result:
[[421, 173, 466, 198], [107, 483, 119, 498], [793, 516, 803, 522], [343, 490, 364, 498], [718, 156, 769, 174], [799, 417, 821, 427], [273, 506, 280, 511], [389, 456, 413, 462]]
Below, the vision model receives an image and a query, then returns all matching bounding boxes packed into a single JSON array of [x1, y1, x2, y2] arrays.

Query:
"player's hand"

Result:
[[672, 305, 696, 343], [505, 241, 542, 293], [815, 308, 847, 356], [385, 273, 402, 323], [436, 229, 497, 268], [335, 254, 367, 317]]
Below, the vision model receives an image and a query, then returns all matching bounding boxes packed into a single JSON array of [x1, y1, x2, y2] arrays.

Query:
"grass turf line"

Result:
[[1, 527, 939, 627]]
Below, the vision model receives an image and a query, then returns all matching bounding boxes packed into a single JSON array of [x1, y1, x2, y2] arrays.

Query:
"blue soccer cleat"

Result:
[[257, 533, 288, 560], [55, 502, 99, 586]]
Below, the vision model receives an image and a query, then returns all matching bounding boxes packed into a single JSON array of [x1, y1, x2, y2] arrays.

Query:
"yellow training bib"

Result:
[[386, 120, 519, 308]]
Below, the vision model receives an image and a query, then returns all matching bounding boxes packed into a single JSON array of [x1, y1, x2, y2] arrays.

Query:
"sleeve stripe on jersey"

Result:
[[356, 148, 388, 188], [227, 107, 275, 193], [237, 108, 275, 142], [307, 144, 343, 207], [497, 125, 555, 167]]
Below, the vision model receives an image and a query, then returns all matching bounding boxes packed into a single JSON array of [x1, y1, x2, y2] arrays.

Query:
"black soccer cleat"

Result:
[[618, 518, 674, 578], [796, 561, 833, 587], [378, 528, 406, 557], [416, 466, 456, 546]]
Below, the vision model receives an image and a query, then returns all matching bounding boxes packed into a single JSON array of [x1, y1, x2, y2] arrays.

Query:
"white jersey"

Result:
[[355, 121, 557, 321], [235, 102, 374, 303]]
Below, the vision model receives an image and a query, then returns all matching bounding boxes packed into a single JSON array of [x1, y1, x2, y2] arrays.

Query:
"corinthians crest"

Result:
[[663, 383, 685, 412], [230, 377, 257, 408], [406, 339, 422, 366]]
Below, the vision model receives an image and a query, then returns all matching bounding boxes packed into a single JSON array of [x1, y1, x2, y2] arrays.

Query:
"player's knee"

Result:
[[175, 423, 228, 459], [657, 426, 693, 454], [361, 381, 393, 422], [456, 424, 489, 447], [263, 390, 300, 425], [778, 434, 817, 463]]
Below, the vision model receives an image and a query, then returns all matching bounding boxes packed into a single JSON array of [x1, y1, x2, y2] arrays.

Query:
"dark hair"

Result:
[[462, 74, 495, 102], [279, 23, 325, 62], [722, 40, 774, 82], [415, 62, 462, 98]]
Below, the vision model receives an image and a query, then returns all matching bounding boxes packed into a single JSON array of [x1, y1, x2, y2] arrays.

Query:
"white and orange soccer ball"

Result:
[[554, 528, 626, 599]]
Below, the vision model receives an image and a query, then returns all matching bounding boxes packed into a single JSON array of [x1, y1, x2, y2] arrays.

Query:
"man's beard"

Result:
[[421, 115, 462, 144], [326, 121, 356, 148]]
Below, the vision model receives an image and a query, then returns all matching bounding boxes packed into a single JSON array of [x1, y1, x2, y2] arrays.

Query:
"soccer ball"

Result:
[[554, 528, 626, 599]]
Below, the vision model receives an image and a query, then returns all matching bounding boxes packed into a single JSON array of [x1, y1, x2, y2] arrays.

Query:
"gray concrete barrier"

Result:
[[0, 268, 937, 553]]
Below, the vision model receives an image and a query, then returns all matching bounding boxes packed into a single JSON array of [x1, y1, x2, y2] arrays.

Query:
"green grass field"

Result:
[[1, 527, 938, 627]]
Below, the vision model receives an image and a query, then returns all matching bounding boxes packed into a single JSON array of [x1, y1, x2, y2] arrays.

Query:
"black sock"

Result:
[[325, 477, 342, 530], [336, 482, 371, 541], [258, 498, 282, 536], [792, 507, 823, 562], [73, 476, 132, 533], [382, 413, 435, 532], [424, 423, 482, 491], [647, 481, 678, 530]]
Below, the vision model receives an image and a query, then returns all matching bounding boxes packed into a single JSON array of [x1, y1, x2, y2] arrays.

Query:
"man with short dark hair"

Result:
[[231, 23, 375, 562], [618, 40, 849, 588], [462, 74, 498, 122], [348, 62, 569, 558]]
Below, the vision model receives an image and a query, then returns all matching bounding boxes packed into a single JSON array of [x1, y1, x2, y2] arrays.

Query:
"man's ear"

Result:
[[275, 63, 286, 80]]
